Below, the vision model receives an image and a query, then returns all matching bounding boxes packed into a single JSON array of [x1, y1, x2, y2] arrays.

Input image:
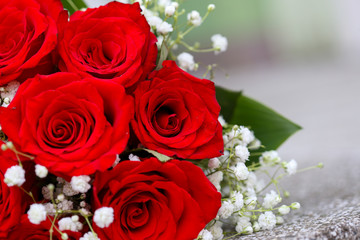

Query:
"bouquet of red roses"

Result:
[[0, 1, 316, 239]]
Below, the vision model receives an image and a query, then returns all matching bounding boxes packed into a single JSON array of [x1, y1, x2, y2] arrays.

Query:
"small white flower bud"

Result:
[[278, 205, 290, 215], [218, 200, 234, 219], [177, 52, 196, 71], [165, 5, 175, 17], [28, 204, 47, 224], [94, 207, 114, 228], [72, 215, 80, 222], [70, 175, 91, 193], [171, 2, 179, 9], [211, 34, 228, 55], [208, 157, 220, 169], [187, 10, 202, 26], [6, 141, 14, 150], [57, 194, 65, 202], [276, 216, 284, 224], [3, 97, 10, 105], [80, 232, 99, 240], [157, 21, 173, 35], [253, 222, 260, 232], [208, 4, 215, 11], [61, 233, 69, 240], [290, 202, 301, 210], [47, 183, 55, 191], [4, 165, 26, 187], [285, 159, 298, 175], [1, 144, 7, 151], [35, 164, 48, 178]]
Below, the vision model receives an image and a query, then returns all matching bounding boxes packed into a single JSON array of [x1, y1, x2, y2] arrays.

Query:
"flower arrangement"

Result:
[[0, 0, 322, 239]]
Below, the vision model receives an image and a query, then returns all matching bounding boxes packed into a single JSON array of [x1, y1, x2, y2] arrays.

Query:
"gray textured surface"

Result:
[[232, 196, 360, 240], [217, 60, 360, 239]]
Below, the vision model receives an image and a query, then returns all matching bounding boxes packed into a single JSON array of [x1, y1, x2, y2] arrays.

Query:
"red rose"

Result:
[[92, 158, 221, 240], [0, 73, 134, 178], [57, 2, 157, 89], [131, 60, 224, 159], [0, 0, 63, 86], [0, 152, 28, 238], [6, 215, 82, 240]]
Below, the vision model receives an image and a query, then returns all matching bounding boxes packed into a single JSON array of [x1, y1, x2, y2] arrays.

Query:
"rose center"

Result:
[[153, 107, 181, 137]]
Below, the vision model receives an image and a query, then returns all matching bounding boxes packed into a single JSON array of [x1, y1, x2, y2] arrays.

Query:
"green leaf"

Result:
[[61, 0, 87, 15], [216, 86, 301, 151], [144, 149, 171, 163], [156, 40, 169, 70]]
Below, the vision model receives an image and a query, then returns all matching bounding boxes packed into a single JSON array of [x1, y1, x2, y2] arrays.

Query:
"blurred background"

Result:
[[85, 0, 360, 209]]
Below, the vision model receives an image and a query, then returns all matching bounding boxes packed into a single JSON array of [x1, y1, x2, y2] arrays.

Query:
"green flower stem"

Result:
[[179, 40, 218, 53], [49, 213, 58, 240], [84, 215, 97, 237]]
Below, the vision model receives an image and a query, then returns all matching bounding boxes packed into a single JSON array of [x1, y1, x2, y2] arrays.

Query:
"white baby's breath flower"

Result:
[[234, 145, 250, 162], [208, 171, 223, 191], [285, 159, 298, 175], [260, 150, 281, 165], [165, 5, 175, 17], [231, 162, 249, 181], [208, 4, 215, 11], [57, 194, 65, 202], [276, 216, 284, 224], [235, 216, 251, 233], [70, 175, 91, 193], [94, 207, 114, 228], [253, 221, 260, 232], [258, 211, 276, 230], [158, 0, 171, 7], [147, 15, 163, 28], [177, 52, 196, 71], [35, 164, 48, 178], [218, 200, 234, 219], [28, 204, 47, 224], [198, 229, 213, 240], [72, 215, 80, 222], [291, 202, 301, 210], [157, 21, 173, 35], [208, 157, 220, 169], [4, 165, 25, 187], [209, 221, 223, 240], [278, 205, 290, 215], [58, 217, 83, 232], [187, 10, 202, 26], [129, 154, 140, 161], [80, 232, 100, 240], [211, 34, 228, 55], [231, 191, 244, 211], [171, 2, 179, 9], [262, 190, 282, 209]]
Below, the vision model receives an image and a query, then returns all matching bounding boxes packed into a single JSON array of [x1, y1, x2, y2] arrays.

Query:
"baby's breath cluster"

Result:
[[0, 141, 113, 240], [131, 0, 228, 74], [195, 118, 321, 239]]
